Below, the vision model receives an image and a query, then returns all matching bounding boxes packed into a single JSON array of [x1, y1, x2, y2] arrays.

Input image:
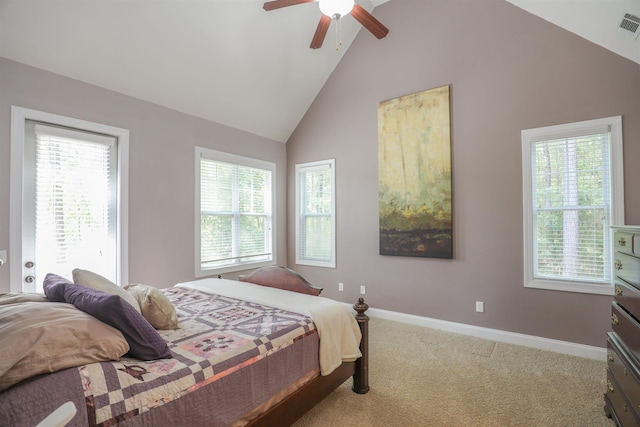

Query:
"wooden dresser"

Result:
[[605, 226, 640, 426]]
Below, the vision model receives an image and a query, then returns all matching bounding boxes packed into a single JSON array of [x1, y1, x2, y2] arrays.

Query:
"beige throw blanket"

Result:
[[176, 278, 362, 376]]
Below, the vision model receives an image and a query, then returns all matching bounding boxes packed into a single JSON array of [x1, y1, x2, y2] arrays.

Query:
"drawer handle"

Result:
[[615, 259, 623, 271], [612, 314, 619, 325], [615, 285, 623, 296], [608, 352, 614, 363], [607, 380, 614, 393], [619, 236, 626, 247], [624, 403, 628, 412]]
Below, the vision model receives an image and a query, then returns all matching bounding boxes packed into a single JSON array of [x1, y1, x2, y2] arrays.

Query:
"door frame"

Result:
[[9, 106, 130, 292]]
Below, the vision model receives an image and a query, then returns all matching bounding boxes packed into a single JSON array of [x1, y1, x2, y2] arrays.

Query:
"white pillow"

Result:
[[72, 269, 141, 313]]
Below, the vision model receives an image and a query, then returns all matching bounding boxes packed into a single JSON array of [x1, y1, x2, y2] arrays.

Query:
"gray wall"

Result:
[[286, 0, 640, 347], [1, 0, 639, 349], [0, 57, 287, 292]]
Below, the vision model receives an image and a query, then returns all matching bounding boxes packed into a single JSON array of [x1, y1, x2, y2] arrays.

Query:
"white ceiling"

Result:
[[1, 0, 639, 143]]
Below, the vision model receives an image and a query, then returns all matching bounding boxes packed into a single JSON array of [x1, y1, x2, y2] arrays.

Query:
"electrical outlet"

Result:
[[0, 250, 6, 267], [360, 285, 366, 295], [476, 301, 484, 313], [339, 282, 344, 292]]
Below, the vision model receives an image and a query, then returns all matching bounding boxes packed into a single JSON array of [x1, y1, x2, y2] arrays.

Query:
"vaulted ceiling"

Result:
[[1, 0, 638, 143]]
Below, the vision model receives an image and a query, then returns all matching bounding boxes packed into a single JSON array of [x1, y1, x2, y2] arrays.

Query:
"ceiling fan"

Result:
[[263, 0, 389, 49]]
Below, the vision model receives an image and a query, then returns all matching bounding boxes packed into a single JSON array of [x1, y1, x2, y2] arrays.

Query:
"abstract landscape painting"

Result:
[[378, 85, 452, 258]]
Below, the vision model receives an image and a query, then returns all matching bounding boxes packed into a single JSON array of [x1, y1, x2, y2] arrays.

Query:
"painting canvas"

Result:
[[378, 85, 452, 258]]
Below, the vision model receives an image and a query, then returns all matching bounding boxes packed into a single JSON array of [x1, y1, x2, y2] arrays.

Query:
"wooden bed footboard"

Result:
[[248, 297, 369, 426], [241, 266, 370, 426]]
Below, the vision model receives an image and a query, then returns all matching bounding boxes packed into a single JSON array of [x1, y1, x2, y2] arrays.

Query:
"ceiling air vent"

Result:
[[618, 12, 640, 39]]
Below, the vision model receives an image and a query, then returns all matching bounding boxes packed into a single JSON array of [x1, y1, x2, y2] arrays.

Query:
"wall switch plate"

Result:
[[339, 282, 344, 291], [360, 286, 366, 295], [476, 301, 484, 313], [0, 250, 6, 267]]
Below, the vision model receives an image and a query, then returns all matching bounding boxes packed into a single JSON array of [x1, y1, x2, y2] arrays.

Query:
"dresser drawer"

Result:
[[615, 231, 639, 257], [611, 302, 640, 362], [615, 252, 640, 288], [616, 280, 640, 322], [607, 333, 640, 415], [606, 370, 640, 426]]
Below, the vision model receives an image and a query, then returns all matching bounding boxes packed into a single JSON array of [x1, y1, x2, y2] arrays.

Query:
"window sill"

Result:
[[295, 259, 336, 269], [525, 278, 614, 296]]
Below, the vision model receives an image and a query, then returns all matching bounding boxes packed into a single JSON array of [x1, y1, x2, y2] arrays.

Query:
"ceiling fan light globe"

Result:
[[319, 0, 354, 18]]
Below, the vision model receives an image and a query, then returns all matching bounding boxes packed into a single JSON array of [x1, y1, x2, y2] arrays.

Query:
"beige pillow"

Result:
[[0, 292, 49, 305], [124, 284, 179, 330], [0, 301, 129, 392], [72, 268, 141, 313]]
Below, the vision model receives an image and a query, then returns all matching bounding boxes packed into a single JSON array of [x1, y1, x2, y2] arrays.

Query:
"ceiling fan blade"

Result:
[[263, 0, 315, 12], [310, 14, 332, 49], [350, 4, 389, 39]]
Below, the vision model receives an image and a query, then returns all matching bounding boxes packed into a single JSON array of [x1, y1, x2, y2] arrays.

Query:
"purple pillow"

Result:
[[43, 273, 71, 302], [64, 284, 171, 360], [43, 273, 171, 361], [64, 284, 172, 360]]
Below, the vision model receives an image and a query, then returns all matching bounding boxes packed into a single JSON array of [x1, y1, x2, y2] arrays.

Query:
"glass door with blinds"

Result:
[[21, 120, 118, 292]]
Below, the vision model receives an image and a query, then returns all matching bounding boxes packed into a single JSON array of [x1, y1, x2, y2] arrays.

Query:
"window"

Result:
[[521, 116, 624, 295], [295, 159, 336, 268], [196, 147, 275, 276], [10, 107, 129, 292]]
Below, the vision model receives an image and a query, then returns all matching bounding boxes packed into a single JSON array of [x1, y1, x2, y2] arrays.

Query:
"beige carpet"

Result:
[[294, 317, 616, 427]]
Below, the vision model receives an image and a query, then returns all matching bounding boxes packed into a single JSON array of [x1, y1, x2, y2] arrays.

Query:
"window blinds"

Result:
[[298, 163, 333, 263], [200, 157, 272, 269], [532, 130, 611, 283], [31, 122, 117, 285]]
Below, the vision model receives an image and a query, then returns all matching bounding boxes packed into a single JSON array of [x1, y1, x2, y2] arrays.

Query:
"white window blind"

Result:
[[295, 159, 335, 268], [532, 132, 611, 283], [30, 122, 117, 286], [197, 148, 274, 275], [522, 116, 624, 295]]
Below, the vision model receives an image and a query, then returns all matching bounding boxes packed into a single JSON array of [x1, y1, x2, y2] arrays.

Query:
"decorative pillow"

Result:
[[44, 276, 172, 361], [72, 268, 141, 313], [0, 301, 129, 392], [124, 284, 179, 330], [42, 273, 71, 302], [0, 292, 49, 305]]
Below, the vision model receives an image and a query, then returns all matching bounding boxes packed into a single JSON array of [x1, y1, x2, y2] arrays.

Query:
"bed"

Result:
[[0, 266, 369, 427]]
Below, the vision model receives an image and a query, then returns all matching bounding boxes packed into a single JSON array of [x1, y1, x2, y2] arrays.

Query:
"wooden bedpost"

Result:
[[352, 298, 370, 394]]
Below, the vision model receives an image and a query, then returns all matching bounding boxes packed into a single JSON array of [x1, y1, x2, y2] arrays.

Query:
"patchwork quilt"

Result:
[[81, 287, 316, 426]]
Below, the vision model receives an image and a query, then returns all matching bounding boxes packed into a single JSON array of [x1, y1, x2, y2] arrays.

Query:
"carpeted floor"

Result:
[[293, 317, 617, 427]]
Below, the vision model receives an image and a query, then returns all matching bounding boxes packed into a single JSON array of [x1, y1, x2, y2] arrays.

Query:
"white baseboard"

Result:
[[362, 306, 607, 361]]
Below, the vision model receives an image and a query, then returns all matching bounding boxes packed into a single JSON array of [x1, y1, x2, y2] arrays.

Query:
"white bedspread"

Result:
[[175, 278, 362, 376]]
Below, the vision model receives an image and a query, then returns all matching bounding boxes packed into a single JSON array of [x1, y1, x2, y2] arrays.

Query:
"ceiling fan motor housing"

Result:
[[319, 0, 355, 18]]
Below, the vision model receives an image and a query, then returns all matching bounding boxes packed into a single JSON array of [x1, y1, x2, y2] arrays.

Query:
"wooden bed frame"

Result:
[[1, 266, 368, 427], [239, 266, 370, 426]]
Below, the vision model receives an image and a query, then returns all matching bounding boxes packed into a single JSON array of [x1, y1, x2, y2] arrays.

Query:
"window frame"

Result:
[[10, 106, 129, 291], [195, 147, 276, 277], [521, 116, 624, 295], [295, 159, 336, 268]]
